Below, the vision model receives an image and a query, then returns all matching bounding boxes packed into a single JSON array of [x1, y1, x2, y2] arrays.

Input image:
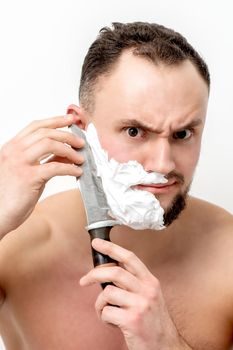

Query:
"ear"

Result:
[[66, 104, 89, 130]]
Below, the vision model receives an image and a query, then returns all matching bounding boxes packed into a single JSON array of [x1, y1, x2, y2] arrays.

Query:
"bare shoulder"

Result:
[[178, 196, 233, 275], [184, 196, 233, 285], [38, 188, 83, 213], [37, 189, 86, 233], [179, 197, 233, 327], [0, 189, 87, 291], [185, 196, 233, 233], [0, 189, 84, 248]]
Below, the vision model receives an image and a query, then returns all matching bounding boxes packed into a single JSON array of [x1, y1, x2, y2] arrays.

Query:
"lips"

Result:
[[133, 181, 178, 194], [146, 181, 176, 188]]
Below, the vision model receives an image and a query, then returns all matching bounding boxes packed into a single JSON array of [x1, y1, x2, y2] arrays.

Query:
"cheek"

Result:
[[175, 146, 200, 179]]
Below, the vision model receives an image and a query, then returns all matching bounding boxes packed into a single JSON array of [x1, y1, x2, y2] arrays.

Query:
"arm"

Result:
[[0, 201, 52, 303], [0, 114, 84, 305], [0, 114, 84, 240]]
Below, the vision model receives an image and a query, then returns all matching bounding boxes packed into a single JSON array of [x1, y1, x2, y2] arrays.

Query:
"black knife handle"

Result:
[[88, 226, 117, 289]]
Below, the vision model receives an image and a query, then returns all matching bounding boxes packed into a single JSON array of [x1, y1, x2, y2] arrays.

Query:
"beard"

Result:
[[163, 184, 190, 227]]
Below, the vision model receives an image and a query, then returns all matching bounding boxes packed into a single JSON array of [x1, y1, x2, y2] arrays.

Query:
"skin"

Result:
[[0, 51, 233, 350]]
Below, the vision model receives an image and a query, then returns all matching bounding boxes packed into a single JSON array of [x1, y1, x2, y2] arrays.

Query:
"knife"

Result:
[[69, 124, 119, 288]]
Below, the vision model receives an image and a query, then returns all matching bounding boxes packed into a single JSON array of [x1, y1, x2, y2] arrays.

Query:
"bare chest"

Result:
[[0, 251, 128, 350], [153, 259, 233, 350], [0, 239, 232, 350]]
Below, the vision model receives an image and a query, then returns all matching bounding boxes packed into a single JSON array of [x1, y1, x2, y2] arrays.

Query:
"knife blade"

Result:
[[69, 124, 118, 287]]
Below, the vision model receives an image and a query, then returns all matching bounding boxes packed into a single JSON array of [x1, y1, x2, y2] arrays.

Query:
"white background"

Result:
[[0, 0, 232, 348]]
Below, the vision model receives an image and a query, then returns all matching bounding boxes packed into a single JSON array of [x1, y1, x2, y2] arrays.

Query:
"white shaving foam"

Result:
[[83, 123, 167, 230]]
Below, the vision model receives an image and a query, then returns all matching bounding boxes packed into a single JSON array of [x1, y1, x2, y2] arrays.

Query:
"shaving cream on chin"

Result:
[[83, 123, 167, 230]]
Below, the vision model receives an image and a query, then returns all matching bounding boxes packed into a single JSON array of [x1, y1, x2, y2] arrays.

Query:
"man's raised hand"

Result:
[[0, 114, 84, 237]]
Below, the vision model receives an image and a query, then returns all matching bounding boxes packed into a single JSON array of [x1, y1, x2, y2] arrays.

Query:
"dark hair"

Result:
[[79, 22, 210, 112]]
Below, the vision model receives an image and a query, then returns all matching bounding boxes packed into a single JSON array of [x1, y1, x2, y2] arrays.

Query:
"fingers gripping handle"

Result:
[[88, 226, 117, 289], [88, 227, 116, 266]]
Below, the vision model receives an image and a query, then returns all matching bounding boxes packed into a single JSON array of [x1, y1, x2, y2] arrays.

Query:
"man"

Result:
[[0, 22, 232, 350]]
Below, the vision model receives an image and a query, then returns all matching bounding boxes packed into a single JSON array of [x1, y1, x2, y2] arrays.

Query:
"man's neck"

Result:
[[110, 195, 194, 267]]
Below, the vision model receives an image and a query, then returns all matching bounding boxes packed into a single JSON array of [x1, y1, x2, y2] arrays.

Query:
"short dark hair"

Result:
[[79, 22, 210, 112]]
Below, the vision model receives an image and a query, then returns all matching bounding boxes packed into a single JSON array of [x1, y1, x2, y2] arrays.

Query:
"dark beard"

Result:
[[163, 189, 189, 227]]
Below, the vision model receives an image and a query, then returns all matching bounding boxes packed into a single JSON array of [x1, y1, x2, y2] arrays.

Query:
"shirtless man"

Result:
[[0, 21, 232, 350]]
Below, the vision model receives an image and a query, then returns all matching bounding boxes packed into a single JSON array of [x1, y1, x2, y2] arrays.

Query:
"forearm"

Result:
[[159, 326, 194, 350], [129, 334, 193, 350], [123, 333, 194, 350], [160, 318, 194, 350]]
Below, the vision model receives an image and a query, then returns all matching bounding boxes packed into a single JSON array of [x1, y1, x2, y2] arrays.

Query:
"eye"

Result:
[[127, 127, 142, 137], [173, 129, 192, 140]]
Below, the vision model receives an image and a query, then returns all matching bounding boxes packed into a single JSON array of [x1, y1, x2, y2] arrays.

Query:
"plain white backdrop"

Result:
[[0, 0, 232, 348]]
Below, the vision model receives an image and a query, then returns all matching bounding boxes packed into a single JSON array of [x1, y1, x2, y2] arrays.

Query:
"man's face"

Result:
[[84, 51, 209, 218]]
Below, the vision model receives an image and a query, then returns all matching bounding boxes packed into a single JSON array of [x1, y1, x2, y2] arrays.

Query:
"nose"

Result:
[[144, 138, 175, 175]]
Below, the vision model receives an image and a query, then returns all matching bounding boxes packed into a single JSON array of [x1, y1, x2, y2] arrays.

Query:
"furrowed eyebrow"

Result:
[[119, 119, 163, 134], [176, 118, 203, 131], [119, 118, 203, 134]]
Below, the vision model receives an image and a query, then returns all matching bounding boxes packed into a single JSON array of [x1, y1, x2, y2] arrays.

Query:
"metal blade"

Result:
[[69, 124, 118, 230]]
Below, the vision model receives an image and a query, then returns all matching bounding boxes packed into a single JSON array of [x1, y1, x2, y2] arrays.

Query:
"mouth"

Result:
[[133, 181, 178, 194]]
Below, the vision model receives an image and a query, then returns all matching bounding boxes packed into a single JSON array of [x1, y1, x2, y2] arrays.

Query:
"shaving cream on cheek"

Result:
[[83, 123, 167, 230]]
